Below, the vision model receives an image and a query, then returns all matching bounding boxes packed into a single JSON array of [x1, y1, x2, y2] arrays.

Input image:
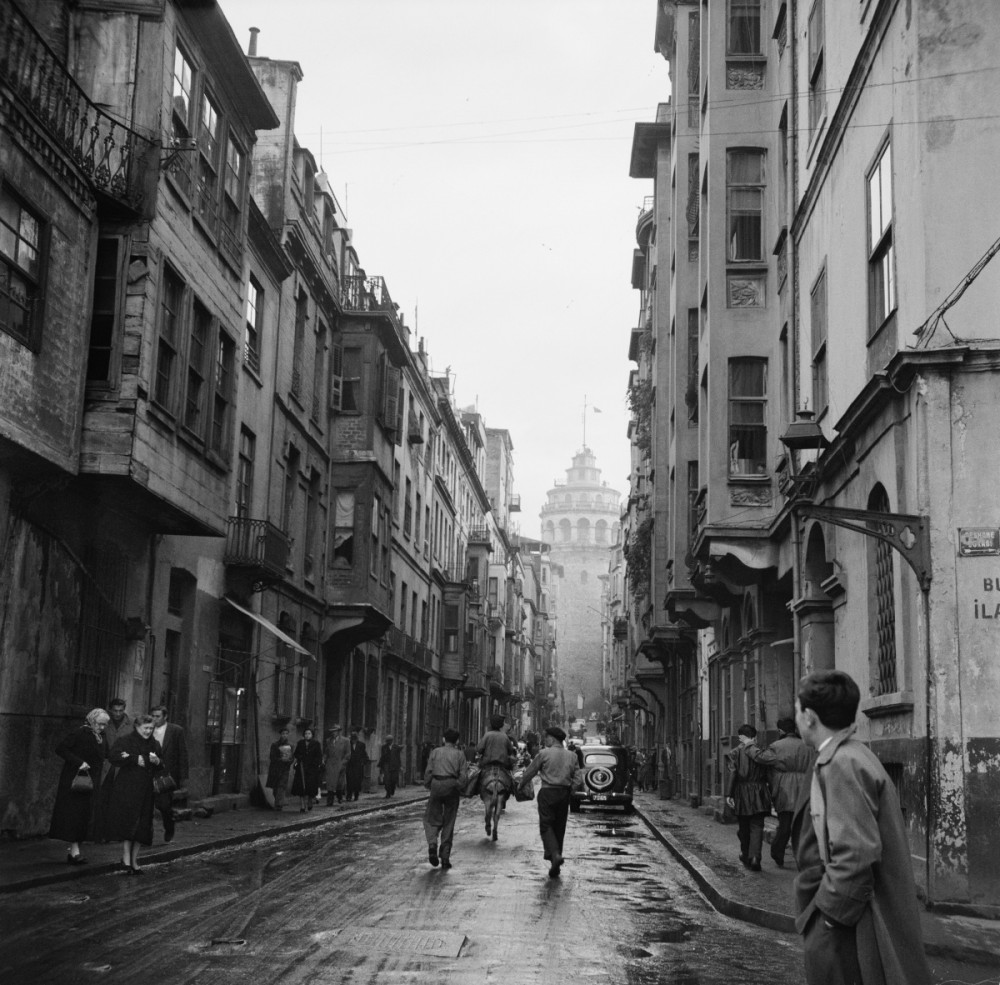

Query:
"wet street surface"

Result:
[[0, 797, 804, 984]]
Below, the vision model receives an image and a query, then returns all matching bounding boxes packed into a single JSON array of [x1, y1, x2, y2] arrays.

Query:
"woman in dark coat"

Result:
[[266, 727, 293, 811], [104, 713, 163, 873], [48, 708, 110, 864], [290, 727, 323, 812]]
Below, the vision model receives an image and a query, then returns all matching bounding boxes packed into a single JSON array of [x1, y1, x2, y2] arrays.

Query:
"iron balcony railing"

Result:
[[224, 517, 290, 578], [461, 662, 489, 695], [0, 0, 152, 211], [384, 626, 432, 672]]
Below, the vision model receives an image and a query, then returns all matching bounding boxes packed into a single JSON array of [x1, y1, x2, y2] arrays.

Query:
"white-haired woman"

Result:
[[48, 707, 110, 865]]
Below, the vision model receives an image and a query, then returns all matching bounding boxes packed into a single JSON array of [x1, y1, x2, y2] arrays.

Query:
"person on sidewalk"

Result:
[[291, 727, 323, 812], [745, 716, 816, 867], [726, 724, 771, 872], [104, 714, 163, 874], [517, 725, 582, 879], [266, 727, 293, 811], [345, 728, 368, 801], [377, 735, 402, 797], [150, 705, 188, 843], [422, 728, 468, 870], [48, 708, 110, 865], [792, 670, 931, 985], [324, 725, 351, 805]]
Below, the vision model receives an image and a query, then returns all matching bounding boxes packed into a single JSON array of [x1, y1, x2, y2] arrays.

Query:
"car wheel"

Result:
[[569, 800, 581, 813], [623, 801, 635, 814]]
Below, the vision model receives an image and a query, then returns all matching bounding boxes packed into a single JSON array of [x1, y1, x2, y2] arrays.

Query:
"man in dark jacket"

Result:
[[746, 717, 816, 866], [377, 735, 402, 797], [150, 705, 188, 843], [726, 723, 771, 871], [345, 728, 367, 801]]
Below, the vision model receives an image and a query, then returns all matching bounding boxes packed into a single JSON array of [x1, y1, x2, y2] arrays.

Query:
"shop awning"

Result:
[[223, 597, 313, 657]]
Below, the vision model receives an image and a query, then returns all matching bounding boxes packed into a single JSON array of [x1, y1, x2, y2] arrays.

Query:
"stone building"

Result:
[[623, 0, 1000, 910], [540, 448, 620, 718]]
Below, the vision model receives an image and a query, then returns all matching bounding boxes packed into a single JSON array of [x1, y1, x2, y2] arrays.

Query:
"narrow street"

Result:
[[0, 800, 803, 985]]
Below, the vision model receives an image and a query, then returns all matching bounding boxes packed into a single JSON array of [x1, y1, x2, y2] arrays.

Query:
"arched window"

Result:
[[542, 520, 555, 544], [595, 519, 608, 543], [577, 518, 591, 543], [559, 518, 572, 542], [867, 484, 897, 695]]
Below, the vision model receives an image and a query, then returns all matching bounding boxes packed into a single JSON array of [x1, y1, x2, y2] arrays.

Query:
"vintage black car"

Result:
[[569, 743, 634, 813]]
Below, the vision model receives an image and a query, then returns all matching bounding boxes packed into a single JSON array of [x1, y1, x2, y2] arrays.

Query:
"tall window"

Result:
[[687, 461, 700, 542], [282, 446, 300, 535], [220, 137, 245, 260], [810, 267, 828, 416], [171, 46, 195, 195], [184, 300, 211, 434], [236, 426, 255, 517], [210, 332, 235, 456], [340, 347, 363, 412], [728, 358, 768, 476], [808, 1, 826, 132], [332, 490, 355, 567], [867, 140, 896, 334], [87, 237, 122, 383], [155, 266, 184, 410], [399, 581, 408, 630], [196, 92, 220, 229], [291, 288, 307, 399], [727, 150, 765, 262], [330, 338, 344, 411], [245, 277, 262, 373], [403, 478, 413, 537], [728, 0, 761, 54], [311, 321, 327, 423], [370, 494, 382, 578], [687, 308, 699, 424], [0, 184, 43, 348], [868, 485, 898, 695]]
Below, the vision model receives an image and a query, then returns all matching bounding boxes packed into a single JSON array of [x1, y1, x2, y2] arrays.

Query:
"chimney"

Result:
[[248, 27, 260, 57]]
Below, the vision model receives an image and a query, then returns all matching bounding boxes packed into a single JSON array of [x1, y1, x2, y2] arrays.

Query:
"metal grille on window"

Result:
[[871, 489, 898, 694]]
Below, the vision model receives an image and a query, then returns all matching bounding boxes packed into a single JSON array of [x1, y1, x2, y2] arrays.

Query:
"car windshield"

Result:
[[584, 753, 618, 767]]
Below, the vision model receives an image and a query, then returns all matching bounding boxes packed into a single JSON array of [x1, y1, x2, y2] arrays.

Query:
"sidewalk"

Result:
[[0, 786, 426, 894], [634, 790, 1000, 970]]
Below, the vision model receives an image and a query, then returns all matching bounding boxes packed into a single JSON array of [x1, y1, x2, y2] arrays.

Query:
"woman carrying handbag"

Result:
[[290, 727, 323, 812], [48, 708, 110, 865]]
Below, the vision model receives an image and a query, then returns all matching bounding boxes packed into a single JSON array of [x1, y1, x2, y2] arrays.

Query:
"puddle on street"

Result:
[[594, 828, 642, 839]]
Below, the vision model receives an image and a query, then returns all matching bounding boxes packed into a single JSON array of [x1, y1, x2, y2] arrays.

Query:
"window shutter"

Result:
[[383, 365, 400, 435]]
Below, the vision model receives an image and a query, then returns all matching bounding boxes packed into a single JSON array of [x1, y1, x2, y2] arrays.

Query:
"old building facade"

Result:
[[622, 0, 1000, 910]]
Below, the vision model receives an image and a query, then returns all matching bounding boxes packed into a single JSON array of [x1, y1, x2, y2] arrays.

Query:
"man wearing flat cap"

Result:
[[745, 716, 816, 867], [324, 725, 351, 806], [517, 725, 582, 878]]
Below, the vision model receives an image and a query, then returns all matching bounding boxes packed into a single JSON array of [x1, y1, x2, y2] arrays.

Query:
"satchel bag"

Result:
[[462, 763, 480, 798], [512, 770, 534, 802], [70, 770, 93, 794], [153, 771, 177, 796]]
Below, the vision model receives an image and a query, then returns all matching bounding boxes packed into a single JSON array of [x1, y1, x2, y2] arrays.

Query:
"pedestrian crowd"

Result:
[[48, 699, 188, 874]]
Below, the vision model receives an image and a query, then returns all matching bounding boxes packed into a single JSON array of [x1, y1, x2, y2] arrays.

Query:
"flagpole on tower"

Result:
[[583, 394, 587, 449]]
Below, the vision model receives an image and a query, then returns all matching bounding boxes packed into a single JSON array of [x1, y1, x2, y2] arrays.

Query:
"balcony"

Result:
[[384, 626, 432, 674], [406, 410, 424, 445], [461, 661, 489, 697], [509, 494, 521, 512], [467, 525, 491, 548], [340, 273, 410, 344], [224, 517, 289, 580], [486, 600, 503, 629], [0, 1, 152, 212]]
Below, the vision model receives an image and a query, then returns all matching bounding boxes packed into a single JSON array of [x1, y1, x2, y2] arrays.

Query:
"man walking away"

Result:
[[517, 726, 582, 879], [150, 705, 188, 844], [377, 735, 402, 797], [792, 670, 931, 985], [422, 728, 468, 870], [746, 716, 815, 867], [726, 724, 771, 871]]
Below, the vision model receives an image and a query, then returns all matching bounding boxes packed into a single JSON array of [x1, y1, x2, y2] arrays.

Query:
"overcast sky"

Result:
[[219, 0, 669, 528]]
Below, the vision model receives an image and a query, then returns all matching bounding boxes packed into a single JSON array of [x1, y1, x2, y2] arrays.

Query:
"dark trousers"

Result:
[[423, 790, 460, 859], [771, 810, 793, 862], [382, 769, 399, 796], [155, 790, 175, 840], [537, 786, 571, 859], [803, 910, 863, 985], [737, 812, 765, 861]]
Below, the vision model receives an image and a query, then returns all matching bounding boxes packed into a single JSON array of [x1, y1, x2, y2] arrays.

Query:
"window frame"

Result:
[[0, 181, 47, 351], [153, 262, 186, 414], [727, 357, 769, 477], [727, 0, 763, 56], [808, 0, 826, 134], [726, 149, 766, 263], [245, 276, 262, 374], [209, 329, 236, 458], [86, 234, 127, 387], [236, 425, 256, 518], [810, 265, 829, 417], [183, 297, 212, 438], [867, 137, 896, 338]]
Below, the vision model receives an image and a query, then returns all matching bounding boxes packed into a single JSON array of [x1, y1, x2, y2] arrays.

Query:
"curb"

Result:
[[0, 793, 427, 895], [636, 806, 796, 934]]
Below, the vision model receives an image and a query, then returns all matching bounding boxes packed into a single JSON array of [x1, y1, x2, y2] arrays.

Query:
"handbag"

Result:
[[70, 770, 93, 794], [153, 771, 177, 795], [512, 771, 534, 802]]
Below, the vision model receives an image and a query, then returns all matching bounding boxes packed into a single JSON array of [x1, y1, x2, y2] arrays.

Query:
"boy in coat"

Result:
[[792, 670, 931, 985]]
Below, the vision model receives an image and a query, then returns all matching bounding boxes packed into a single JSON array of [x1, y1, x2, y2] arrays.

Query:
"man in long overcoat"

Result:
[[324, 725, 351, 805], [792, 670, 931, 985], [151, 705, 189, 843], [345, 728, 368, 801]]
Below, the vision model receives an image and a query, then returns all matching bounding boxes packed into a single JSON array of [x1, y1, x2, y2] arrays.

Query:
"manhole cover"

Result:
[[312, 928, 466, 958]]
